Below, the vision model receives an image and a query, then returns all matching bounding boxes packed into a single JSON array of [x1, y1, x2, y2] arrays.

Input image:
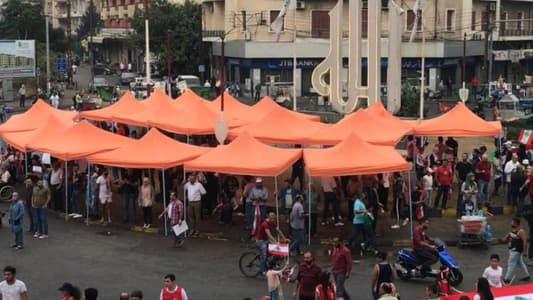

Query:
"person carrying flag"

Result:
[[256, 212, 288, 275]]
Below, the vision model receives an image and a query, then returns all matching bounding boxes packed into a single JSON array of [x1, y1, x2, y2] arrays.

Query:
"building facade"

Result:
[[202, 0, 533, 97], [46, 0, 96, 33]]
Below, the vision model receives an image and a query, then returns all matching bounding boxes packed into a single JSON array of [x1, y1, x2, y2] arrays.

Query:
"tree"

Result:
[[397, 83, 423, 118], [130, 0, 206, 75], [76, 1, 101, 41]]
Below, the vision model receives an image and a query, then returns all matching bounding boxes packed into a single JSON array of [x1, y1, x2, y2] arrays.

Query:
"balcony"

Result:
[[203, 30, 225, 38], [500, 29, 533, 37]]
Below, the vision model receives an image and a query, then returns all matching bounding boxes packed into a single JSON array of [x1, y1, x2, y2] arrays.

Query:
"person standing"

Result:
[[461, 173, 479, 213], [50, 162, 64, 212], [331, 237, 352, 300], [20, 179, 33, 233], [8, 193, 24, 250], [130, 290, 143, 300], [158, 192, 185, 248], [18, 85, 26, 108], [505, 154, 521, 202], [501, 217, 530, 283], [475, 154, 492, 206], [321, 176, 342, 226], [434, 159, 452, 210], [58, 282, 81, 300], [492, 152, 504, 196], [32, 179, 51, 239], [138, 176, 155, 229], [120, 169, 138, 224], [371, 252, 397, 300], [277, 179, 299, 223], [290, 195, 306, 256], [0, 266, 28, 300], [96, 171, 112, 224], [83, 288, 98, 300], [159, 274, 188, 300], [349, 193, 373, 252], [244, 177, 269, 230], [293, 251, 321, 300], [50, 92, 60, 109], [184, 174, 206, 236], [455, 153, 473, 208]]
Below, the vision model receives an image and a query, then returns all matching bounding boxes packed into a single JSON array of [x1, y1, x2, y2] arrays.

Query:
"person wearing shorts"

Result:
[[96, 171, 112, 224]]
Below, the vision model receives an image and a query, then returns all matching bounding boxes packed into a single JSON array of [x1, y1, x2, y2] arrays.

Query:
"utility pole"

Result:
[[66, 0, 73, 85], [143, 0, 151, 97], [463, 32, 466, 82], [220, 35, 225, 112], [166, 30, 171, 96], [45, 0, 51, 92], [89, 0, 95, 86]]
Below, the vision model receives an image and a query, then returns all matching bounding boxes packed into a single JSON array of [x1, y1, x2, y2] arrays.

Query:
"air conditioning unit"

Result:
[[296, 1, 305, 10], [243, 30, 252, 41]]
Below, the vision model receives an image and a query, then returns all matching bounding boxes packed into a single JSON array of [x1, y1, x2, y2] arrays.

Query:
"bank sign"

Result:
[[0, 40, 36, 78]]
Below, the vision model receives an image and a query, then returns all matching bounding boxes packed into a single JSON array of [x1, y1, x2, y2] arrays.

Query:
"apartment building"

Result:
[[202, 0, 533, 96], [46, 0, 95, 32]]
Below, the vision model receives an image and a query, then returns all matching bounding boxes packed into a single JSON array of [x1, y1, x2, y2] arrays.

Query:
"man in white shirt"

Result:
[[50, 163, 63, 212], [0, 266, 28, 300], [504, 154, 520, 203], [482, 254, 504, 288], [321, 176, 342, 226], [96, 171, 112, 224], [184, 174, 206, 236], [50, 92, 60, 109]]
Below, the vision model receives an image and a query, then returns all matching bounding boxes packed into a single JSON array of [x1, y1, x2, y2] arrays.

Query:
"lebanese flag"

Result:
[[442, 283, 533, 300], [518, 129, 533, 145], [268, 243, 289, 256], [250, 202, 262, 236]]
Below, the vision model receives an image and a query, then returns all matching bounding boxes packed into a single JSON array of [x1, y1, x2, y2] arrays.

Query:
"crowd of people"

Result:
[[0, 266, 188, 300]]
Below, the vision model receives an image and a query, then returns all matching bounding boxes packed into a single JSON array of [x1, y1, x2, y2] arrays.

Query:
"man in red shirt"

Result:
[[475, 154, 492, 206], [256, 212, 284, 274], [293, 251, 322, 300], [331, 237, 352, 300], [413, 218, 438, 271], [434, 159, 453, 209]]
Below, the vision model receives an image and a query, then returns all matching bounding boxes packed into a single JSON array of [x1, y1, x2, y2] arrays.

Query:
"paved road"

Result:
[[0, 205, 529, 300]]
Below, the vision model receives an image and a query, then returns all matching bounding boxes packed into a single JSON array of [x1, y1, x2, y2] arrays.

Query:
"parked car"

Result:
[[176, 75, 201, 94], [120, 72, 137, 86], [89, 77, 111, 92], [94, 63, 114, 75]]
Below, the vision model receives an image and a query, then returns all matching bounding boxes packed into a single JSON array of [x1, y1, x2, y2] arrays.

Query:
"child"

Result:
[[482, 254, 505, 287], [436, 265, 463, 297], [265, 259, 288, 300], [464, 197, 475, 216]]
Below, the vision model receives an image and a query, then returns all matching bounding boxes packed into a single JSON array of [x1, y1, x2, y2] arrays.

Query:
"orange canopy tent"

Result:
[[413, 102, 502, 136], [304, 109, 411, 146], [80, 92, 145, 122], [304, 133, 411, 176], [185, 132, 302, 176], [150, 89, 246, 135], [88, 128, 210, 169], [2, 115, 75, 151], [0, 100, 77, 134], [365, 101, 416, 131], [228, 106, 330, 144], [205, 92, 259, 123], [252, 97, 321, 122], [113, 88, 175, 127], [25, 121, 132, 161]]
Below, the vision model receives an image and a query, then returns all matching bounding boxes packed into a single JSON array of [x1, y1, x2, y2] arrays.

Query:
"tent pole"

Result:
[[308, 174, 311, 246], [24, 152, 28, 177], [184, 134, 189, 236], [275, 176, 279, 226], [86, 162, 91, 226], [162, 168, 168, 237], [408, 166, 413, 241], [65, 160, 68, 221]]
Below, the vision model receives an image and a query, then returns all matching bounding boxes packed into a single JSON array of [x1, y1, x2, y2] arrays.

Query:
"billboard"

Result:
[[0, 40, 36, 78]]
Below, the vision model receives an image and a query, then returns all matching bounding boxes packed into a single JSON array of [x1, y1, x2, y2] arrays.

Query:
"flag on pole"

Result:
[[518, 129, 533, 145], [271, 0, 295, 40], [251, 202, 262, 236], [268, 243, 290, 256]]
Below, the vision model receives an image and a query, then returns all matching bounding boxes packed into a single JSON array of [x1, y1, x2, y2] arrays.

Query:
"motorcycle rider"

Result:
[[413, 218, 438, 272]]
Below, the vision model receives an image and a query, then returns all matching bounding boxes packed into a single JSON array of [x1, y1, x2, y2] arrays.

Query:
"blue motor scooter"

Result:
[[395, 241, 463, 286]]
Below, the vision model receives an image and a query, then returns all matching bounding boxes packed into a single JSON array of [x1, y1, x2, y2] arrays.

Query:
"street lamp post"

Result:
[[89, 0, 95, 87], [459, 33, 469, 103], [45, 2, 51, 93], [143, 0, 151, 96], [219, 34, 225, 112]]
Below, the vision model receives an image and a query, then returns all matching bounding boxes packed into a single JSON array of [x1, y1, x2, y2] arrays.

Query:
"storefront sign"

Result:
[[493, 50, 510, 61]]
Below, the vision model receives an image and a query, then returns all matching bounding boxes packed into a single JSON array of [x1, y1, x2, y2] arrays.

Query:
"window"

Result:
[[481, 12, 488, 31], [517, 12, 524, 30], [471, 11, 476, 30], [362, 9, 368, 38], [501, 11, 508, 33], [446, 9, 455, 32], [242, 10, 247, 31], [269, 10, 284, 32], [312, 10, 330, 38], [406, 10, 422, 32]]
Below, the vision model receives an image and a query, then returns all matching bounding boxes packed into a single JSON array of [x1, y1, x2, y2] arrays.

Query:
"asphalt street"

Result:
[[0, 205, 530, 300]]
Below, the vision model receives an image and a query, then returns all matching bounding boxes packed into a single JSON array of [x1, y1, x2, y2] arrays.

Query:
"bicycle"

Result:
[[0, 184, 14, 202]]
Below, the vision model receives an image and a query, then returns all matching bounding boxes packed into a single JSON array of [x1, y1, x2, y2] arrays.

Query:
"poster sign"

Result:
[[493, 50, 510, 61], [0, 40, 36, 78]]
